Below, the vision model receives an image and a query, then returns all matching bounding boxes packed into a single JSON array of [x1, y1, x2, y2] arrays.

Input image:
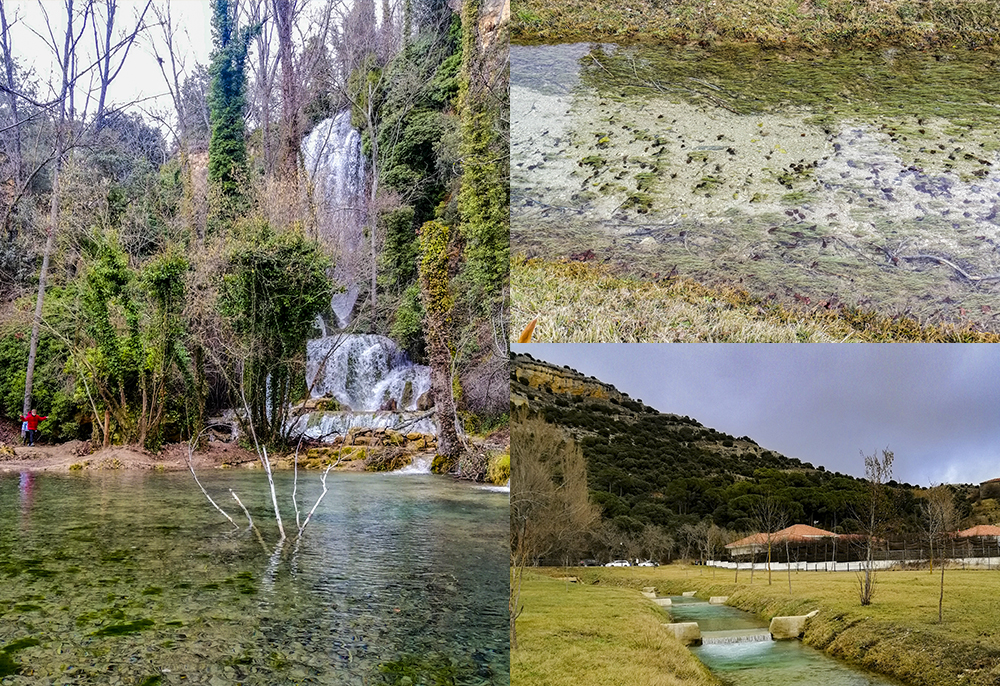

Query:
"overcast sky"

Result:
[[512, 344, 1000, 487], [5, 0, 213, 131]]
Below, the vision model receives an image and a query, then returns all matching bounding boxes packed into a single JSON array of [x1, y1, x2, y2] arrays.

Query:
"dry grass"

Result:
[[512, 0, 1000, 48], [512, 571, 720, 686], [512, 256, 1000, 342], [533, 565, 1000, 686]]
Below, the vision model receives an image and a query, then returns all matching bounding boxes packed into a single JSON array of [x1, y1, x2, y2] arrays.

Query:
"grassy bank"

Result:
[[533, 565, 1000, 686], [512, 572, 719, 686], [512, 0, 1000, 47], [512, 256, 1000, 342]]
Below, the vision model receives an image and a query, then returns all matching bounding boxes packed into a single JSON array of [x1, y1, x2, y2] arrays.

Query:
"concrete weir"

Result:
[[663, 621, 702, 646], [709, 596, 728, 605], [769, 609, 819, 639]]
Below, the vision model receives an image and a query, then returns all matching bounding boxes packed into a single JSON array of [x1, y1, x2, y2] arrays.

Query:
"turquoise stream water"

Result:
[[0, 471, 508, 685], [667, 599, 902, 685]]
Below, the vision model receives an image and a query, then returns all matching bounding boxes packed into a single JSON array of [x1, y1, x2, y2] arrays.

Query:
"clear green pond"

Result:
[[512, 43, 1000, 330], [0, 471, 508, 685]]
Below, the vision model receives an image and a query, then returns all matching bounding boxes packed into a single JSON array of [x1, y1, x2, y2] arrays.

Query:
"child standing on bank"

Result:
[[18, 410, 47, 446]]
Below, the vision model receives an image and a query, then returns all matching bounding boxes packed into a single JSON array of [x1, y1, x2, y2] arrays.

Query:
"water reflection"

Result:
[[0, 471, 508, 685]]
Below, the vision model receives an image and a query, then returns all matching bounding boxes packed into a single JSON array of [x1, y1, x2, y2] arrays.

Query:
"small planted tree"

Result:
[[856, 448, 895, 606], [923, 484, 958, 623], [751, 495, 787, 586]]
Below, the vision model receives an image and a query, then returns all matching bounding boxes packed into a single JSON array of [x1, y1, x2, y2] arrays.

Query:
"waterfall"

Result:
[[392, 455, 433, 475], [302, 110, 367, 329], [305, 334, 432, 412]]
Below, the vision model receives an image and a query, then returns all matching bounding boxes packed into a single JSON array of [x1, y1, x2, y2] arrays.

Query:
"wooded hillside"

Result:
[[0, 0, 509, 451]]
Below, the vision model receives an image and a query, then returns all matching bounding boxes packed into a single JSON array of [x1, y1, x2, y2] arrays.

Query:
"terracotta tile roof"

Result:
[[726, 524, 838, 548], [957, 524, 1000, 537]]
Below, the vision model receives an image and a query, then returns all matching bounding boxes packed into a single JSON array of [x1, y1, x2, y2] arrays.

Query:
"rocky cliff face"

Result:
[[511, 353, 625, 408]]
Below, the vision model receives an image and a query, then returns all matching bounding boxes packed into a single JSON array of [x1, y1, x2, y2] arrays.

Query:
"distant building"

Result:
[[957, 524, 1000, 539], [726, 524, 839, 557]]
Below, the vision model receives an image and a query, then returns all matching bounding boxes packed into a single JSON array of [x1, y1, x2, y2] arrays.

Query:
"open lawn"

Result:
[[526, 564, 1000, 686], [511, 571, 720, 686]]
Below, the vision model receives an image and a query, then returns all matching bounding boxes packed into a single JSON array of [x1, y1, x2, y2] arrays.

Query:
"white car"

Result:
[[605, 559, 631, 567], [636, 560, 658, 567]]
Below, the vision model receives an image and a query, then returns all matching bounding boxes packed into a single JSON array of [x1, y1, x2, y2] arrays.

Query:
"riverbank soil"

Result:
[[0, 440, 260, 474], [512, 572, 720, 686], [533, 565, 1000, 686], [512, 0, 1000, 47]]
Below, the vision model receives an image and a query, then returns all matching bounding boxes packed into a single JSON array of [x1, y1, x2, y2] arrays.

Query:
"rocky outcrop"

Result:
[[511, 353, 626, 404]]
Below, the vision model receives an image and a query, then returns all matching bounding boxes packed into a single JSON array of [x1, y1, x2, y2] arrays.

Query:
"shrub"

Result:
[[486, 451, 510, 485]]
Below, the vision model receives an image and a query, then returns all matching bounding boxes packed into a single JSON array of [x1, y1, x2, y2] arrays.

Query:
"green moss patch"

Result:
[[90, 618, 154, 637]]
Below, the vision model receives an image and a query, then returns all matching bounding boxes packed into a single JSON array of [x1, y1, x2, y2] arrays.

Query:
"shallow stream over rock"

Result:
[[512, 43, 1000, 330], [0, 471, 507, 685]]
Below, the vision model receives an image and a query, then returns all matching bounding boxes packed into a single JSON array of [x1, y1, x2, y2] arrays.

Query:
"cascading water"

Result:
[[299, 117, 440, 458], [302, 110, 367, 329], [306, 334, 431, 412]]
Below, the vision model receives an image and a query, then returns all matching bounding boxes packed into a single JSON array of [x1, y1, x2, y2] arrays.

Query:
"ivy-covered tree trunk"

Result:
[[418, 219, 461, 468], [208, 0, 254, 228], [456, 0, 509, 307]]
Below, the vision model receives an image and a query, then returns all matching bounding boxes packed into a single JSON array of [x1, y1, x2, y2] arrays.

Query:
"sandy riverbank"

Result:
[[0, 440, 262, 474]]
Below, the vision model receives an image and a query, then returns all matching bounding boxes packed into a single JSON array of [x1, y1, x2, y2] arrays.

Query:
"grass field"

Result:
[[511, 571, 720, 686], [520, 565, 1000, 686], [512, 257, 1000, 342], [512, 0, 1000, 48]]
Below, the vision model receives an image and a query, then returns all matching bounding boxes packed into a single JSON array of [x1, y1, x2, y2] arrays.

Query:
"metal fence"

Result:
[[716, 535, 1000, 571]]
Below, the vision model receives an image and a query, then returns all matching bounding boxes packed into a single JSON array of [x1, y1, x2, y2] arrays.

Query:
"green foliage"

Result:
[[73, 236, 193, 446], [0, 320, 78, 443], [208, 0, 257, 225], [456, 0, 509, 308], [486, 451, 510, 485], [418, 220, 454, 316], [218, 223, 332, 443], [379, 205, 419, 288], [389, 283, 425, 360], [513, 355, 925, 535]]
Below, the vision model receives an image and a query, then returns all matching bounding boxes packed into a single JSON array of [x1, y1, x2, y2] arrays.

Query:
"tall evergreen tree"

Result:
[[208, 0, 254, 223]]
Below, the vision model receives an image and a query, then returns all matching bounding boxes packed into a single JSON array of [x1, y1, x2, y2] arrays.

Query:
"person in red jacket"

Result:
[[18, 410, 47, 446]]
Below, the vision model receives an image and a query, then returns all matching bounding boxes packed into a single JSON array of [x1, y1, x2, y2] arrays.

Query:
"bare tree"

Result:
[[856, 448, 895, 606], [150, 0, 199, 233], [751, 495, 787, 586], [90, 0, 153, 129], [23, 0, 93, 417], [510, 415, 599, 650], [272, 0, 301, 179], [923, 484, 958, 623], [21, 0, 154, 414]]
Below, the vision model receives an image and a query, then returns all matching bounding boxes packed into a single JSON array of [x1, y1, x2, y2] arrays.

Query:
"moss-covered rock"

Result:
[[431, 453, 458, 474]]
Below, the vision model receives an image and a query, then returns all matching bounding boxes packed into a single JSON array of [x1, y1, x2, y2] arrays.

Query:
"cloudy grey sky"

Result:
[[5, 0, 213, 128], [512, 344, 1000, 487]]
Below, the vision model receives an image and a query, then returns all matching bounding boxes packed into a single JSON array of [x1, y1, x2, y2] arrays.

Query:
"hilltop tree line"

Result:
[[0, 0, 508, 452]]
